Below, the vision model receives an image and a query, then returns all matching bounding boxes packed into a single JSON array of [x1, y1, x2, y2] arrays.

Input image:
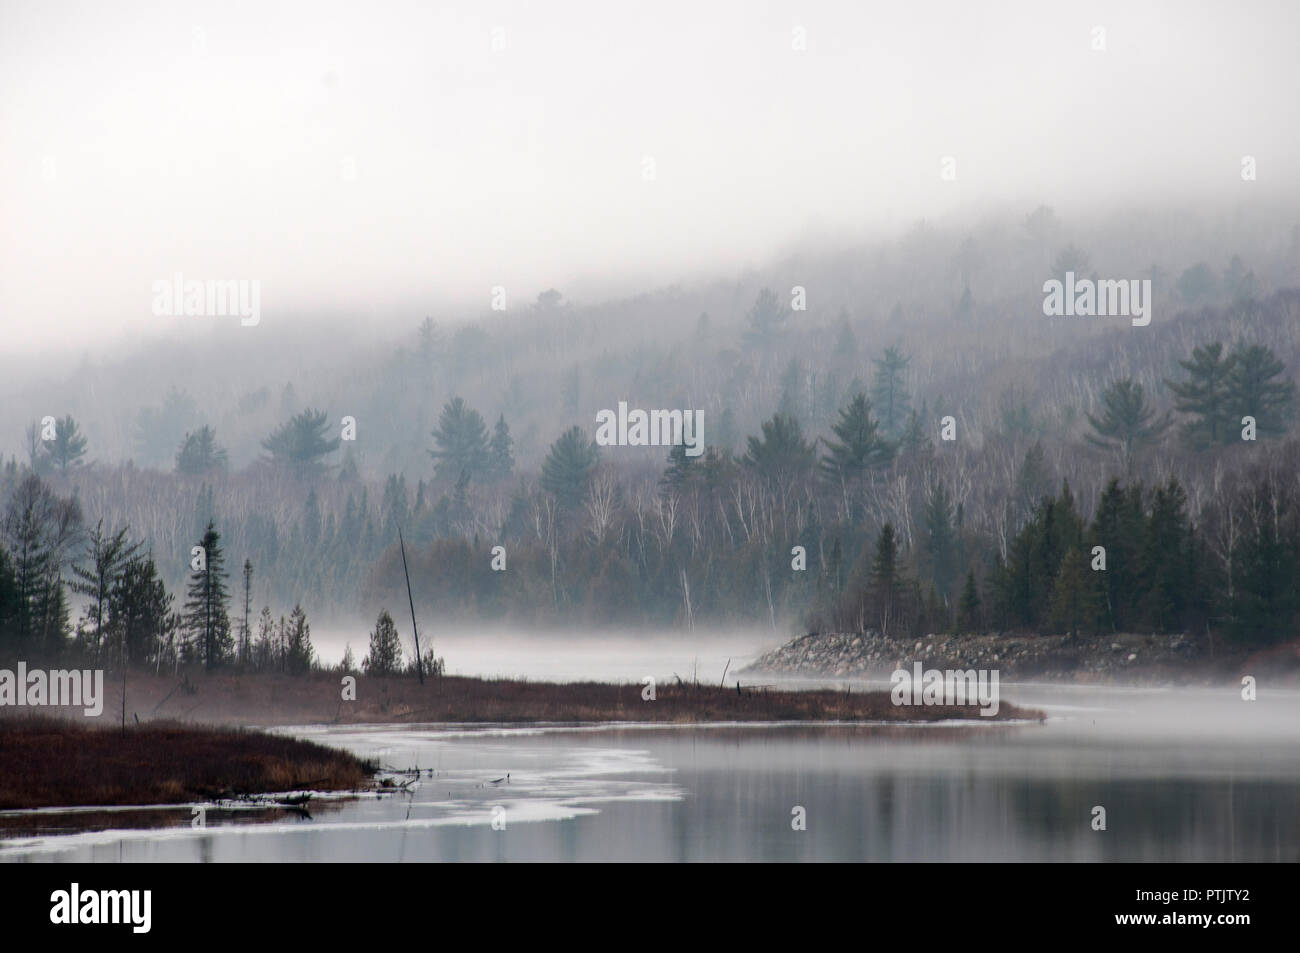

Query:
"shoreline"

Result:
[[742, 630, 1300, 685], [0, 671, 1043, 812], [0, 716, 370, 813], [0, 670, 1042, 729]]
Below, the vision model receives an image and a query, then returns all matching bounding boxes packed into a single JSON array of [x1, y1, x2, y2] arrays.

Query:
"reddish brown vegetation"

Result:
[[0, 716, 368, 810], [2, 669, 1041, 727], [0, 673, 1042, 811], [351, 675, 1044, 725]]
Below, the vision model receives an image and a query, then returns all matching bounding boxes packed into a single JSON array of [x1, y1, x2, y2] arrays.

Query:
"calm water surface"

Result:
[[3, 642, 1297, 862]]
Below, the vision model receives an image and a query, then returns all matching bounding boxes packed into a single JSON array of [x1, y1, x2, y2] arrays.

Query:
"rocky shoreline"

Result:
[[741, 630, 1300, 685]]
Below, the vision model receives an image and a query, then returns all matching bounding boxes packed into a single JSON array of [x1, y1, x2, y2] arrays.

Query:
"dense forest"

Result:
[[2, 205, 1299, 669]]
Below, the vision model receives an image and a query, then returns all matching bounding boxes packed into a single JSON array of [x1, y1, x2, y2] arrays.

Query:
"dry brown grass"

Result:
[[0, 715, 368, 810], [0, 673, 1042, 810], [0, 669, 1041, 727]]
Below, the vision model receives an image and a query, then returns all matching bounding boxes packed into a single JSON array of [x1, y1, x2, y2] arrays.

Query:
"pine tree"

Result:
[[430, 397, 491, 481], [338, 450, 361, 482], [742, 414, 817, 486], [871, 346, 911, 437], [956, 569, 981, 633], [1013, 443, 1052, 524], [183, 520, 233, 670], [362, 608, 405, 676], [994, 522, 1035, 629], [897, 403, 934, 461], [1226, 343, 1295, 437], [921, 481, 957, 600], [252, 605, 274, 671], [240, 559, 253, 664], [175, 425, 228, 475], [1086, 378, 1170, 464], [488, 415, 515, 480], [382, 475, 411, 539], [868, 523, 903, 637], [743, 288, 789, 348], [1, 475, 81, 655], [1089, 479, 1145, 631], [70, 520, 140, 662], [1048, 546, 1098, 638], [35, 581, 72, 659], [699, 447, 737, 498], [818, 393, 892, 484], [540, 426, 600, 509], [284, 604, 314, 674], [107, 554, 172, 668], [1166, 342, 1236, 447], [262, 408, 341, 476], [42, 415, 89, 473], [994, 483, 1083, 631], [660, 443, 696, 495], [1139, 479, 1195, 633]]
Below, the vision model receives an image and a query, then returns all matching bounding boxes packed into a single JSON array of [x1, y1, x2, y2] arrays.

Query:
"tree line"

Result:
[[0, 474, 321, 672], [4, 327, 1297, 653]]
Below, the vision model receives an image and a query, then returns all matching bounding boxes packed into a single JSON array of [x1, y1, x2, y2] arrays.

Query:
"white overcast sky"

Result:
[[1, 0, 1298, 356]]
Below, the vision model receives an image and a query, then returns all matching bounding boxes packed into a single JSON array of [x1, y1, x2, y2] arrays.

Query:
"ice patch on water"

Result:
[[0, 725, 687, 861]]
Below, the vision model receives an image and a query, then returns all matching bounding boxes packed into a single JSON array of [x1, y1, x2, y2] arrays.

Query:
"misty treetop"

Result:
[[1085, 378, 1170, 467], [1165, 341, 1296, 448], [4, 214, 1300, 648], [5, 325, 1300, 650], [430, 397, 492, 482], [362, 608, 404, 676], [819, 393, 895, 484], [262, 408, 342, 476], [176, 425, 229, 476], [23, 416, 88, 476]]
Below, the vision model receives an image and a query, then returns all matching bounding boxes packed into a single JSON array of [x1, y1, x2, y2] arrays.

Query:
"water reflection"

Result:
[[4, 685, 1299, 862]]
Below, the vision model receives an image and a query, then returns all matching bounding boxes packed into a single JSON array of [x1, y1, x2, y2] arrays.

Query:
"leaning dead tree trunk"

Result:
[[398, 527, 425, 686]]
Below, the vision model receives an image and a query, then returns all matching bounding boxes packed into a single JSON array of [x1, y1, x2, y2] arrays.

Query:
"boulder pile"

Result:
[[740, 629, 1271, 684]]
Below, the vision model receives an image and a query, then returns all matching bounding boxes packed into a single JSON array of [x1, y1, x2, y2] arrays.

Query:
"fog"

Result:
[[4, 0, 1300, 359], [2, 0, 1300, 682], [309, 625, 773, 681]]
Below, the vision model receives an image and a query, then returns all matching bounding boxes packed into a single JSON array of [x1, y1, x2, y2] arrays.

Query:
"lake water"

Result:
[[3, 637, 1298, 862]]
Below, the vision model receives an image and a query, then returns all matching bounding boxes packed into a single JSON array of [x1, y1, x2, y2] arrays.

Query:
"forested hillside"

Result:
[[3, 204, 1300, 667]]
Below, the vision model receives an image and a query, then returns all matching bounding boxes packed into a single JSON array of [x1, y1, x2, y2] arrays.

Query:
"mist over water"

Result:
[[5, 627, 1296, 863], [311, 625, 780, 683], [7, 683, 1299, 862]]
